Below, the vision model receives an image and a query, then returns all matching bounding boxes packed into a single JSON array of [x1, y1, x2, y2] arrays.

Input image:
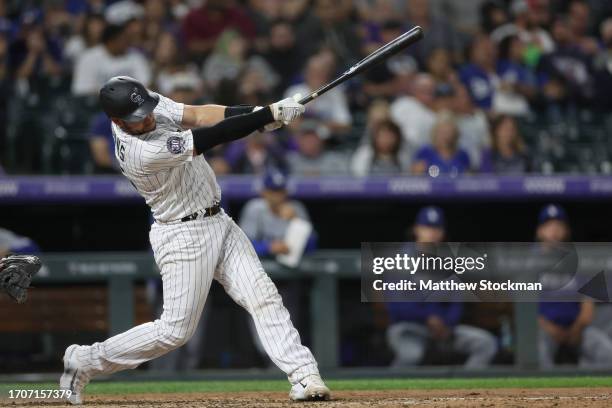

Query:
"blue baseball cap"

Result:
[[263, 170, 288, 191], [538, 204, 568, 225], [415, 206, 445, 228]]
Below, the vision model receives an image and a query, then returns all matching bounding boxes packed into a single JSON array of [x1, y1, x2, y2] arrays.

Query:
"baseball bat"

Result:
[[298, 26, 424, 105]]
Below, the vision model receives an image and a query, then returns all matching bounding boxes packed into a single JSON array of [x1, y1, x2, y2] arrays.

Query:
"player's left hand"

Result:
[[270, 93, 305, 125], [0, 254, 42, 303]]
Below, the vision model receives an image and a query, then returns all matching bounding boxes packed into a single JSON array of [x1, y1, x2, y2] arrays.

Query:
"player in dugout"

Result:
[[385, 206, 498, 368]]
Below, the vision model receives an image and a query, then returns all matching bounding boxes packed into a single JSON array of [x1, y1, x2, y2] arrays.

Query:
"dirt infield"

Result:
[[3, 388, 612, 408]]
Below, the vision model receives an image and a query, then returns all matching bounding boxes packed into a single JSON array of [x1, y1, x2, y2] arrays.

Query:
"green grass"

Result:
[[0, 377, 611, 396]]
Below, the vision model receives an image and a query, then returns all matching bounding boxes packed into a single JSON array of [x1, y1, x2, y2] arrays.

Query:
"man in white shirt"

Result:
[[71, 23, 151, 96], [390, 73, 437, 150]]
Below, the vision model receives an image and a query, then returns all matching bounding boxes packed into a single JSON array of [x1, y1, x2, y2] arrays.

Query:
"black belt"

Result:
[[180, 204, 221, 222]]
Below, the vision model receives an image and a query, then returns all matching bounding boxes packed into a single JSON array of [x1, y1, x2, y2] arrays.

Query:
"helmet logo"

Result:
[[130, 88, 145, 106]]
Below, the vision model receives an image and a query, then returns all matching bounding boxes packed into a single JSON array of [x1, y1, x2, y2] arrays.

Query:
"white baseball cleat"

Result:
[[59, 344, 90, 405], [289, 374, 331, 401]]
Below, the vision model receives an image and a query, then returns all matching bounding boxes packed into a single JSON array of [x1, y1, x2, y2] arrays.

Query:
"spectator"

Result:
[[153, 31, 201, 97], [262, 20, 306, 95], [240, 170, 316, 258], [480, 0, 509, 33], [538, 15, 595, 109], [88, 112, 117, 174], [459, 34, 498, 111], [228, 133, 288, 175], [426, 48, 459, 89], [453, 86, 491, 169], [386, 206, 497, 368], [10, 11, 63, 95], [288, 122, 349, 176], [481, 115, 530, 174], [309, 0, 360, 67], [404, 0, 462, 64], [429, 0, 486, 37], [0, 227, 39, 257], [351, 120, 410, 176], [362, 20, 417, 99], [182, 0, 256, 62], [141, 0, 177, 57], [202, 29, 278, 99], [568, 0, 599, 56], [536, 204, 612, 368], [72, 22, 151, 95], [64, 13, 106, 63], [285, 53, 352, 136], [390, 73, 437, 149], [495, 34, 537, 116], [412, 112, 471, 177], [491, 0, 554, 56], [591, 18, 612, 112]]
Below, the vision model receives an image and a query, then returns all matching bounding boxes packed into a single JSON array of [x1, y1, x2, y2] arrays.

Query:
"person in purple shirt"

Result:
[[88, 112, 119, 173], [537, 204, 612, 368], [386, 206, 497, 368], [412, 113, 471, 177]]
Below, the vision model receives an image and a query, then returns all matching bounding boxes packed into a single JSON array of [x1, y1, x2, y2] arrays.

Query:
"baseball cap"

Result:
[[415, 206, 445, 228], [538, 204, 568, 225], [263, 170, 288, 191]]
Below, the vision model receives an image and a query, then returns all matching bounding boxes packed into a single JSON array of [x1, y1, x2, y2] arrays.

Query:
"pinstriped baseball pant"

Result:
[[71, 212, 320, 384]]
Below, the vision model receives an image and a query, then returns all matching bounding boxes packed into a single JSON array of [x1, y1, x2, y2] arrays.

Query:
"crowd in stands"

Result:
[[2, 0, 612, 176]]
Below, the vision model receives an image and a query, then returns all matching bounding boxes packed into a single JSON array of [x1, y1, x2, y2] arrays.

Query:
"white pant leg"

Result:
[[538, 328, 557, 368], [579, 326, 612, 368], [452, 324, 497, 369], [73, 215, 228, 378], [214, 216, 319, 384], [386, 322, 428, 366]]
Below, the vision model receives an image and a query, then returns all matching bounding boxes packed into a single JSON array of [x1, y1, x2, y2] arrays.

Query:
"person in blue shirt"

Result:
[[386, 206, 497, 368], [412, 112, 471, 177], [537, 204, 612, 368], [88, 112, 119, 173], [459, 34, 497, 111]]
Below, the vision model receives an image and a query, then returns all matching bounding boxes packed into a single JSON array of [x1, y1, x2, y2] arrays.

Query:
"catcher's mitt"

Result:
[[0, 254, 42, 303]]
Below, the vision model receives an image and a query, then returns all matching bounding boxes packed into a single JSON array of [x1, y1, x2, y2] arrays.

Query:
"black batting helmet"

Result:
[[99, 76, 159, 122]]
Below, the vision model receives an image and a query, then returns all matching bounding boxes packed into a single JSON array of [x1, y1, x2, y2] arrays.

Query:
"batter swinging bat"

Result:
[[298, 25, 424, 105]]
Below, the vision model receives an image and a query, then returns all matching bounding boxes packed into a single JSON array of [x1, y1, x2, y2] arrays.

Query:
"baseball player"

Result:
[[59, 76, 330, 404]]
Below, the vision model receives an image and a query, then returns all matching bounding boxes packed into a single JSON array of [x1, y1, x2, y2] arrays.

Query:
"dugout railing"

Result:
[[26, 251, 539, 371]]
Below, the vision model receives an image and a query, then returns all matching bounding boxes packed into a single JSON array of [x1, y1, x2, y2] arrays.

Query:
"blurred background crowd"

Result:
[[2, 0, 612, 176]]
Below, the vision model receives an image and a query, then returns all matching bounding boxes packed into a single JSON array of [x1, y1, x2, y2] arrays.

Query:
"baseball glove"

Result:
[[0, 254, 42, 303]]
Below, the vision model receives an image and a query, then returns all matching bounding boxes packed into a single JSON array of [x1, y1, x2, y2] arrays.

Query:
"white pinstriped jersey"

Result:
[[111, 94, 221, 223]]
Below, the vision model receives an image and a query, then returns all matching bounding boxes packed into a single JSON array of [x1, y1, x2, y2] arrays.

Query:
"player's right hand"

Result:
[[270, 94, 305, 125]]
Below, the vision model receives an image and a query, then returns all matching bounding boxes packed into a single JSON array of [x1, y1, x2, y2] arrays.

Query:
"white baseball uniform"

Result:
[[68, 94, 320, 384]]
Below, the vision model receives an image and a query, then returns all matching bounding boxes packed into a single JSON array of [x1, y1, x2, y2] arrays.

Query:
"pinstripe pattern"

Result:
[[69, 94, 319, 385], [112, 93, 221, 223]]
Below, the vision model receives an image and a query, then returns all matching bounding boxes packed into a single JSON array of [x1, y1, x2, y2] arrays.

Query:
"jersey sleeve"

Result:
[[154, 93, 185, 124], [139, 130, 194, 173]]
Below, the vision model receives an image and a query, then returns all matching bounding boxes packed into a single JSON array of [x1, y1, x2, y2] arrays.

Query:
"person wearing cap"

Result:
[[240, 170, 316, 258], [537, 204, 612, 368], [385, 206, 497, 368], [72, 22, 151, 96], [59, 74, 332, 404]]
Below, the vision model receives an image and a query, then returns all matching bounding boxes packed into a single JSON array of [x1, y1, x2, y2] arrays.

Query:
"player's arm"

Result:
[[191, 96, 303, 155], [182, 104, 281, 129]]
